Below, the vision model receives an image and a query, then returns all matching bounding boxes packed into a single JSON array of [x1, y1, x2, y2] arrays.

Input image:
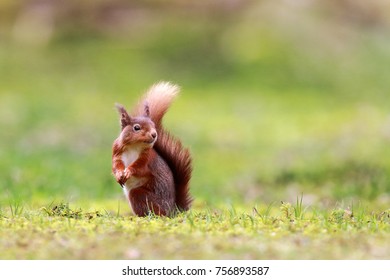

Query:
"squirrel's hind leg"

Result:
[[129, 188, 173, 217]]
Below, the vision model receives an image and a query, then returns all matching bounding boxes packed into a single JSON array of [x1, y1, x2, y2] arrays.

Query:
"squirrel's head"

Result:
[[115, 103, 157, 147]]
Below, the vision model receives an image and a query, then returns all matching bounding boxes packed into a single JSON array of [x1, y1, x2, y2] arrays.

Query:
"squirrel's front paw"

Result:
[[115, 171, 126, 185], [123, 168, 132, 182]]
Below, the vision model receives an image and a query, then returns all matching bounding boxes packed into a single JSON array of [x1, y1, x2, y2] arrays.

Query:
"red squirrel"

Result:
[[112, 82, 192, 217]]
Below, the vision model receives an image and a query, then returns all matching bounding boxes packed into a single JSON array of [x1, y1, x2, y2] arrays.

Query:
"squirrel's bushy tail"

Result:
[[133, 82, 193, 211]]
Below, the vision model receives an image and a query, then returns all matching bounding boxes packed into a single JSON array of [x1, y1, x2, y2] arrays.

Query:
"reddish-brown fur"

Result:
[[112, 82, 192, 217]]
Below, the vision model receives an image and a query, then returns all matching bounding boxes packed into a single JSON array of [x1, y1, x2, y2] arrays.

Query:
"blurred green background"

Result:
[[1, 0, 390, 210]]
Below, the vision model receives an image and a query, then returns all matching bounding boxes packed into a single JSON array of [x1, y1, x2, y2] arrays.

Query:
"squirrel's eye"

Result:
[[133, 124, 141, 131]]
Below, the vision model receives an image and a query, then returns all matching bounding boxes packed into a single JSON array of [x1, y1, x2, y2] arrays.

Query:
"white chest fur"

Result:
[[121, 146, 141, 168], [121, 146, 145, 197]]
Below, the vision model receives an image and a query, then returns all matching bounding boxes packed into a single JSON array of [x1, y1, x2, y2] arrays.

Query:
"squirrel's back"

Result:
[[133, 82, 193, 211]]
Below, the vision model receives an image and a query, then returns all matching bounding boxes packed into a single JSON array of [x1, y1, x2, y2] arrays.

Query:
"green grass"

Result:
[[1, 202, 389, 259], [1, 20, 390, 259]]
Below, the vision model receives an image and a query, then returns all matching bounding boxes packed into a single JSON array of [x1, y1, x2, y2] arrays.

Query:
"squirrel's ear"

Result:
[[144, 102, 150, 118], [115, 103, 132, 130]]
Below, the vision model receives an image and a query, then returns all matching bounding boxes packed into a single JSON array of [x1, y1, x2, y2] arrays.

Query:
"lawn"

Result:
[[1, 201, 389, 259], [1, 10, 390, 259]]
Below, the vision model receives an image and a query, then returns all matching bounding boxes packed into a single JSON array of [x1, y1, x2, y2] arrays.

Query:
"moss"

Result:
[[0, 202, 389, 259]]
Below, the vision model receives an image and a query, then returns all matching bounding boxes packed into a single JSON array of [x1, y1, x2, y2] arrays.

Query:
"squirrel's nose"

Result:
[[151, 131, 157, 139]]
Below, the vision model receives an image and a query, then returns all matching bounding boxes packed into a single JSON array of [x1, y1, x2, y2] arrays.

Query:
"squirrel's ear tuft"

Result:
[[144, 102, 150, 118], [115, 103, 132, 130]]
